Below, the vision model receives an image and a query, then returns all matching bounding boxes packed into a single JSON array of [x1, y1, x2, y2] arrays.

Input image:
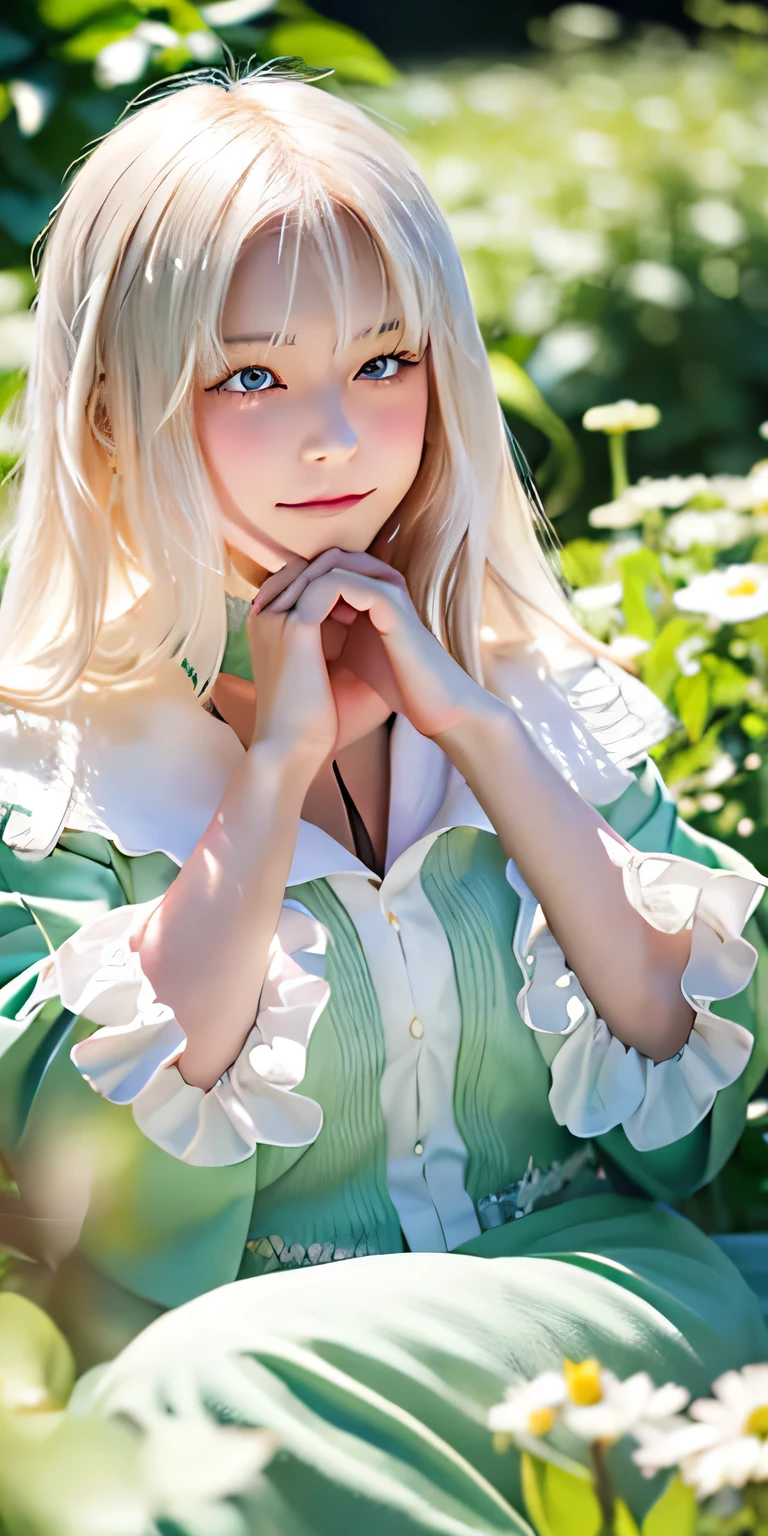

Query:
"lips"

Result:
[[276, 489, 376, 509]]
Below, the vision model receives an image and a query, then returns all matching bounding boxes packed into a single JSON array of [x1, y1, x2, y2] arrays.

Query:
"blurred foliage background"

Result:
[[2, 18, 768, 1524]]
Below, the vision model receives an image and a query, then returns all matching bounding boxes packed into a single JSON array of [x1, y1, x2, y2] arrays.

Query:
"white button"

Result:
[[414, 1141, 424, 1156], [409, 1016, 424, 1039]]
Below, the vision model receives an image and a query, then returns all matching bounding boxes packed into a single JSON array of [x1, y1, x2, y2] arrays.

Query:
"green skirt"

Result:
[[70, 1194, 768, 1535]]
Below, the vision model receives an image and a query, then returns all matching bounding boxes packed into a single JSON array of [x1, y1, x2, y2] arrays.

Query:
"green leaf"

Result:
[[40, 0, 139, 30], [61, 8, 143, 59], [520, 1452, 603, 1536], [521, 1452, 556, 1536], [265, 20, 397, 85], [560, 539, 609, 589], [489, 350, 582, 517], [614, 1501, 642, 1536], [702, 653, 751, 709], [675, 670, 710, 741], [0, 1294, 74, 1413], [0, 370, 25, 415], [619, 548, 663, 642], [658, 719, 723, 784], [641, 1475, 697, 1535], [166, 0, 211, 33], [639, 616, 701, 708], [683, 491, 727, 511], [741, 710, 768, 739], [0, 1415, 146, 1536]]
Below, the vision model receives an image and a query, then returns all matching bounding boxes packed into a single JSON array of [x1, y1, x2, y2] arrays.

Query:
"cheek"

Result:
[[195, 397, 274, 475], [366, 378, 428, 463]]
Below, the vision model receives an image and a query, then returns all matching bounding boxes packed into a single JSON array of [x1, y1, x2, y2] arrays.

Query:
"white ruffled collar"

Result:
[[0, 640, 678, 876]]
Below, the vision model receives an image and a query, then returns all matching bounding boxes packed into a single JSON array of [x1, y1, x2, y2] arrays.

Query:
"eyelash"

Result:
[[209, 350, 420, 397]]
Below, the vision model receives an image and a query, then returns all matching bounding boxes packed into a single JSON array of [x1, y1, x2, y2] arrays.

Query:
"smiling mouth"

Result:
[[276, 489, 376, 508]]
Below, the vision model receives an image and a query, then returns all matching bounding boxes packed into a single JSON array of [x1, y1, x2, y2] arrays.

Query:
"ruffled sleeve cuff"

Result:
[[17, 900, 328, 1167], [507, 839, 768, 1153]]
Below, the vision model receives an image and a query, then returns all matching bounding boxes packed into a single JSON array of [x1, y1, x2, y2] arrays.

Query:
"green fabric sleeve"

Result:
[[587, 757, 768, 1203], [0, 827, 258, 1326]]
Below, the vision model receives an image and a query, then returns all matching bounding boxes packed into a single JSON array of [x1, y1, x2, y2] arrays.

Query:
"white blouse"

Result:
[[5, 640, 767, 1254]]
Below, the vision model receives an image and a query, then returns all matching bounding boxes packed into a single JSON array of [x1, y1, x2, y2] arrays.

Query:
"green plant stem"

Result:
[[608, 432, 629, 499], [590, 1442, 617, 1536]]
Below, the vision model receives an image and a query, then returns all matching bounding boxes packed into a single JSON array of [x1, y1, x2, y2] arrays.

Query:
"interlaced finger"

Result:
[[249, 556, 309, 618], [260, 548, 406, 616]]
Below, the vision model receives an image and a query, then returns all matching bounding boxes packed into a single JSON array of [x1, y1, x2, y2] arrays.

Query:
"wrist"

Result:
[[245, 735, 321, 799], [431, 691, 512, 765]]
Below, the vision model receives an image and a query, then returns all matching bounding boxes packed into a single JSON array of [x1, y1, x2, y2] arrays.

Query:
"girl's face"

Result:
[[194, 217, 429, 584]]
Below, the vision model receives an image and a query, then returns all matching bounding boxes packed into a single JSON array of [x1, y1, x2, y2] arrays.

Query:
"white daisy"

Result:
[[582, 400, 661, 434], [664, 509, 753, 553], [489, 1359, 689, 1451], [633, 1364, 768, 1500], [588, 475, 717, 528], [488, 1371, 567, 1441], [709, 465, 768, 512], [570, 580, 623, 613], [627, 474, 712, 510], [562, 1361, 689, 1446], [673, 564, 768, 623], [606, 633, 652, 662], [588, 498, 646, 530]]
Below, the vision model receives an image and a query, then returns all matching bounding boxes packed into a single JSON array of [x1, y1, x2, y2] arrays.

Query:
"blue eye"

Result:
[[220, 367, 276, 394], [357, 354, 402, 382]]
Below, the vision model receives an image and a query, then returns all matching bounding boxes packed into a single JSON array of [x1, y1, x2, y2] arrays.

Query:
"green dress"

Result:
[[1, 646, 768, 1534]]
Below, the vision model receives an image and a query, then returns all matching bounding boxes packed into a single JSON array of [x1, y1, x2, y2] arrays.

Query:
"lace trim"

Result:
[[476, 1145, 601, 1229], [244, 1234, 371, 1269]]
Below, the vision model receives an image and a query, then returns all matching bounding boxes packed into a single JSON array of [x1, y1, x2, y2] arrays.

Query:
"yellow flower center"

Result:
[[726, 579, 760, 597], [746, 1406, 768, 1439], [528, 1407, 556, 1436], [564, 1358, 603, 1406]]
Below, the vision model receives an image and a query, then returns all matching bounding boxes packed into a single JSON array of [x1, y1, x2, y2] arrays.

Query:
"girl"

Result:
[[0, 60, 767, 1535]]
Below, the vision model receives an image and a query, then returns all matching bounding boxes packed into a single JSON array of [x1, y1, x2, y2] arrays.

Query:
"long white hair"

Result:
[[0, 62, 613, 708]]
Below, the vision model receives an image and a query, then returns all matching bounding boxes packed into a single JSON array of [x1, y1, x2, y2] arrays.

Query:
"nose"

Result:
[[299, 389, 357, 464]]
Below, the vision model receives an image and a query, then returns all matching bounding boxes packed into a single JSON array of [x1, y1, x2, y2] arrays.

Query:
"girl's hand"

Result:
[[246, 561, 339, 770], [252, 549, 494, 741]]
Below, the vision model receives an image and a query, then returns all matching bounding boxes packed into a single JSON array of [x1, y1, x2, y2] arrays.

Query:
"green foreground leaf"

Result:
[[266, 20, 397, 85], [489, 351, 582, 517], [521, 1452, 606, 1536], [641, 1475, 697, 1535], [0, 1293, 74, 1413]]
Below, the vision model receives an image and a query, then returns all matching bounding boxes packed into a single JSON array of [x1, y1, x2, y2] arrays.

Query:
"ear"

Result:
[[87, 370, 115, 458]]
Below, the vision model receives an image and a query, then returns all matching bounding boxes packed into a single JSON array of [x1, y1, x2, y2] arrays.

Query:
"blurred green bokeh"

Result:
[[3, 12, 768, 1512]]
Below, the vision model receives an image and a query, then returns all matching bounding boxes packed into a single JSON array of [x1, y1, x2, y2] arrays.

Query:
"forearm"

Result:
[[436, 702, 695, 1062], [135, 741, 313, 1092]]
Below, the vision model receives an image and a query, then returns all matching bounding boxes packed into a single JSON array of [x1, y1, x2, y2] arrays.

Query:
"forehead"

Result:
[[221, 217, 392, 344]]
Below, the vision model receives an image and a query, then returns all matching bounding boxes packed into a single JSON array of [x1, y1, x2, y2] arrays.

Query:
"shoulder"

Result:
[[482, 634, 680, 807], [0, 664, 245, 865]]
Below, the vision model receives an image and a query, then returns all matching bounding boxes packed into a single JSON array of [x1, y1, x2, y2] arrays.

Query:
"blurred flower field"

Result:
[[3, 7, 768, 1533]]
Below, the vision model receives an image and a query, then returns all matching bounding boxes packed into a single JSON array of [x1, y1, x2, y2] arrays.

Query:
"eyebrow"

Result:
[[222, 318, 403, 344]]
